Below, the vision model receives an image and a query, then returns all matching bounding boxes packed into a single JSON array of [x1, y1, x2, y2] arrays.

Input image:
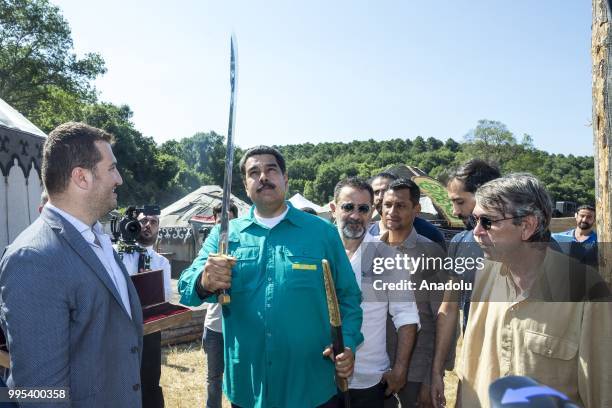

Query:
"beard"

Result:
[[341, 219, 366, 240], [578, 221, 593, 230], [463, 214, 477, 230]]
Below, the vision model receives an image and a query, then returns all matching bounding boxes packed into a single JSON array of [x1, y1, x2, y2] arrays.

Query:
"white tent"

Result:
[[160, 185, 250, 230], [158, 185, 251, 275], [288, 193, 325, 213], [0, 97, 46, 247]]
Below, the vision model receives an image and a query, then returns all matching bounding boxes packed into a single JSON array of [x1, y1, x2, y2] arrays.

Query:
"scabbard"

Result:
[[322, 260, 351, 408]]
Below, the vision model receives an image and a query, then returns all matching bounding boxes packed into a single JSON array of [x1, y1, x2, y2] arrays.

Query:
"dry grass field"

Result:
[[160, 340, 460, 408]]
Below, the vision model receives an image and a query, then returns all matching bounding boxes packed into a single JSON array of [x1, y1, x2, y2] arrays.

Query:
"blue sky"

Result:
[[53, 0, 593, 156]]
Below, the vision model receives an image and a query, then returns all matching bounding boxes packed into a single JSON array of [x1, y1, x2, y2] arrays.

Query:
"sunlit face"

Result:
[[371, 176, 392, 215], [382, 188, 420, 232], [575, 209, 595, 231], [332, 186, 373, 240], [472, 203, 524, 261], [447, 179, 476, 228], [243, 154, 288, 210], [138, 214, 159, 246], [90, 141, 123, 218]]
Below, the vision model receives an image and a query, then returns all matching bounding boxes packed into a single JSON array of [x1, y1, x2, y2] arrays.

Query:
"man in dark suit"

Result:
[[0, 122, 144, 407]]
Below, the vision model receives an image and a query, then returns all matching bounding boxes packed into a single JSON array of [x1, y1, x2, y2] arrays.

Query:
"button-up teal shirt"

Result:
[[178, 202, 363, 408]]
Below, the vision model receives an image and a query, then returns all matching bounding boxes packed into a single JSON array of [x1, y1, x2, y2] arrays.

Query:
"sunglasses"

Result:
[[340, 203, 371, 214], [474, 215, 523, 230]]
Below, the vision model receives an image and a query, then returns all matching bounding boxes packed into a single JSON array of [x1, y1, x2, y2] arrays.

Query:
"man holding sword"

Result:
[[178, 146, 364, 408]]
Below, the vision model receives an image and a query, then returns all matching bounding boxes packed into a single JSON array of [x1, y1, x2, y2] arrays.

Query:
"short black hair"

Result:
[[448, 159, 501, 193], [334, 177, 375, 204], [387, 178, 420, 206], [371, 171, 398, 183], [239, 145, 286, 179], [576, 204, 595, 213], [213, 201, 238, 219]]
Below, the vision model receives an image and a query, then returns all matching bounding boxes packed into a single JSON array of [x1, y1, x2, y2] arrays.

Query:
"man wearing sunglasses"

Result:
[[458, 174, 611, 408], [330, 177, 419, 408], [119, 212, 172, 408]]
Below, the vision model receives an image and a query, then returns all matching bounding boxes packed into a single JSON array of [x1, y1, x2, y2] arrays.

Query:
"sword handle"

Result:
[[218, 292, 231, 305], [216, 242, 231, 305]]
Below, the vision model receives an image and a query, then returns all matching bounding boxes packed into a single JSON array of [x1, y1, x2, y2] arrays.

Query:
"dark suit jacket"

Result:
[[0, 207, 143, 407]]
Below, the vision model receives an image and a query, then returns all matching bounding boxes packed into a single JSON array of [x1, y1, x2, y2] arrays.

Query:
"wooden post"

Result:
[[592, 0, 612, 285]]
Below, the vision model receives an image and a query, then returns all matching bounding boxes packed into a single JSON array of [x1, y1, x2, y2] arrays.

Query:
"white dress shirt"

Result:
[[119, 246, 172, 302], [349, 232, 420, 389], [46, 203, 132, 318], [204, 303, 223, 333]]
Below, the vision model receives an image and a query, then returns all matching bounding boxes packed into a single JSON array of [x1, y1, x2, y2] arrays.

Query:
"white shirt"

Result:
[[204, 302, 223, 333], [46, 203, 132, 318], [119, 246, 172, 302], [349, 232, 420, 389], [254, 207, 288, 229]]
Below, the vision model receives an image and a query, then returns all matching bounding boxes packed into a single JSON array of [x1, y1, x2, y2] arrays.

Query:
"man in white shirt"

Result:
[[330, 177, 419, 408], [202, 201, 238, 408], [119, 212, 171, 408]]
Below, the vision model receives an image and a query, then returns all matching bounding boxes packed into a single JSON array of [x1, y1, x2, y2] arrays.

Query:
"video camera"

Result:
[[111, 205, 161, 253]]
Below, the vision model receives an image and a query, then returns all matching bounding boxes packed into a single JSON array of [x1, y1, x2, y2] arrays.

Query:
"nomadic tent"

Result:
[[158, 185, 250, 276], [0, 97, 46, 247], [289, 193, 332, 220]]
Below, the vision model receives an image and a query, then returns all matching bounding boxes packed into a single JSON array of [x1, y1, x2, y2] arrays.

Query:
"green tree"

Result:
[[0, 0, 106, 131], [464, 119, 516, 163]]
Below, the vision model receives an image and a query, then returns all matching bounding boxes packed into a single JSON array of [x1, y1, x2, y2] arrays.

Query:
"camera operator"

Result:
[[118, 211, 171, 408]]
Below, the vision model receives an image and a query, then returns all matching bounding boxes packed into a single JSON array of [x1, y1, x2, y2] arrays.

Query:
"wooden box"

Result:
[[131, 269, 192, 335]]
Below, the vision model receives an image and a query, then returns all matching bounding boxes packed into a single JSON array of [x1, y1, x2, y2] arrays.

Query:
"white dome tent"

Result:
[[0, 97, 46, 248]]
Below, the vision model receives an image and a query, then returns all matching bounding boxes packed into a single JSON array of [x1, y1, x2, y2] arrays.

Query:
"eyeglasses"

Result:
[[474, 215, 523, 230], [340, 203, 371, 214]]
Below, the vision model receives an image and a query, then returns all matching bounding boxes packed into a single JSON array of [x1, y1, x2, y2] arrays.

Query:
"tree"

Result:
[[464, 119, 516, 163], [0, 0, 106, 130]]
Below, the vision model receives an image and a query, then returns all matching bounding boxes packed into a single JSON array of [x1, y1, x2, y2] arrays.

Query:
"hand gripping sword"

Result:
[[322, 259, 351, 408], [217, 34, 238, 305]]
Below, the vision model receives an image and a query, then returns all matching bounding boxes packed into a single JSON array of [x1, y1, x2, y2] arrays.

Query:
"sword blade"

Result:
[[217, 34, 238, 305], [219, 34, 238, 256]]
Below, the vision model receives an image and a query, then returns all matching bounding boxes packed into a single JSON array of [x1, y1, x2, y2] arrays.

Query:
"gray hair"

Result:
[[475, 173, 552, 242]]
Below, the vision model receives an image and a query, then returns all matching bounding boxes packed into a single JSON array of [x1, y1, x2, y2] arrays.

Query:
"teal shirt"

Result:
[[178, 202, 363, 408]]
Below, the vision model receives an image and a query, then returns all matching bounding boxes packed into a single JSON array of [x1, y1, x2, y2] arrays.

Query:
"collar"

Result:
[[380, 226, 418, 249], [240, 201, 304, 231], [46, 203, 104, 246]]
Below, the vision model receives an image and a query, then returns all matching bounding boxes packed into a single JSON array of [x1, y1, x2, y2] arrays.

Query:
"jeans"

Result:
[[343, 382, 386, 408], [202, 328, 224, 408]]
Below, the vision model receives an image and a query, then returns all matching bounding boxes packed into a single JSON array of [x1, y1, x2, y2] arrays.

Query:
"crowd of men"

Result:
[[0, 122, 610, 408]]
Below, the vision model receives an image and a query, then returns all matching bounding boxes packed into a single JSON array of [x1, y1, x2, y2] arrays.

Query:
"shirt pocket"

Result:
[[230, 246, 260, 293], [522, 329, 579, 388], [525, 330, 578, 360], [283, 245, 322, 290]]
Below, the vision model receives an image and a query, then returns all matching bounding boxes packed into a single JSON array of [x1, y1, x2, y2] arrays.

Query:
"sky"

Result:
[[52, 0, 593, 156]]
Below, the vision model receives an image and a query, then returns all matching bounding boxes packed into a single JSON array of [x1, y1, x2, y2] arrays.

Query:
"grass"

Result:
[[161, 340, 461, 408]]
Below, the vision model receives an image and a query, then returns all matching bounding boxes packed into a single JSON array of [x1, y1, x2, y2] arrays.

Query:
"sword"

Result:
[[217, 34, 238, 305], [322, 259, 351, 408]]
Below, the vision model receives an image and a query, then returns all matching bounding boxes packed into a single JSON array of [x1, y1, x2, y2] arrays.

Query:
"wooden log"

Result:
[[593, 0, 612, 285]]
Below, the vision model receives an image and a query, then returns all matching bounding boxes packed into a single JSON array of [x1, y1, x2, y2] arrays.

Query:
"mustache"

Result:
[[256, 182, 276, 192]]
